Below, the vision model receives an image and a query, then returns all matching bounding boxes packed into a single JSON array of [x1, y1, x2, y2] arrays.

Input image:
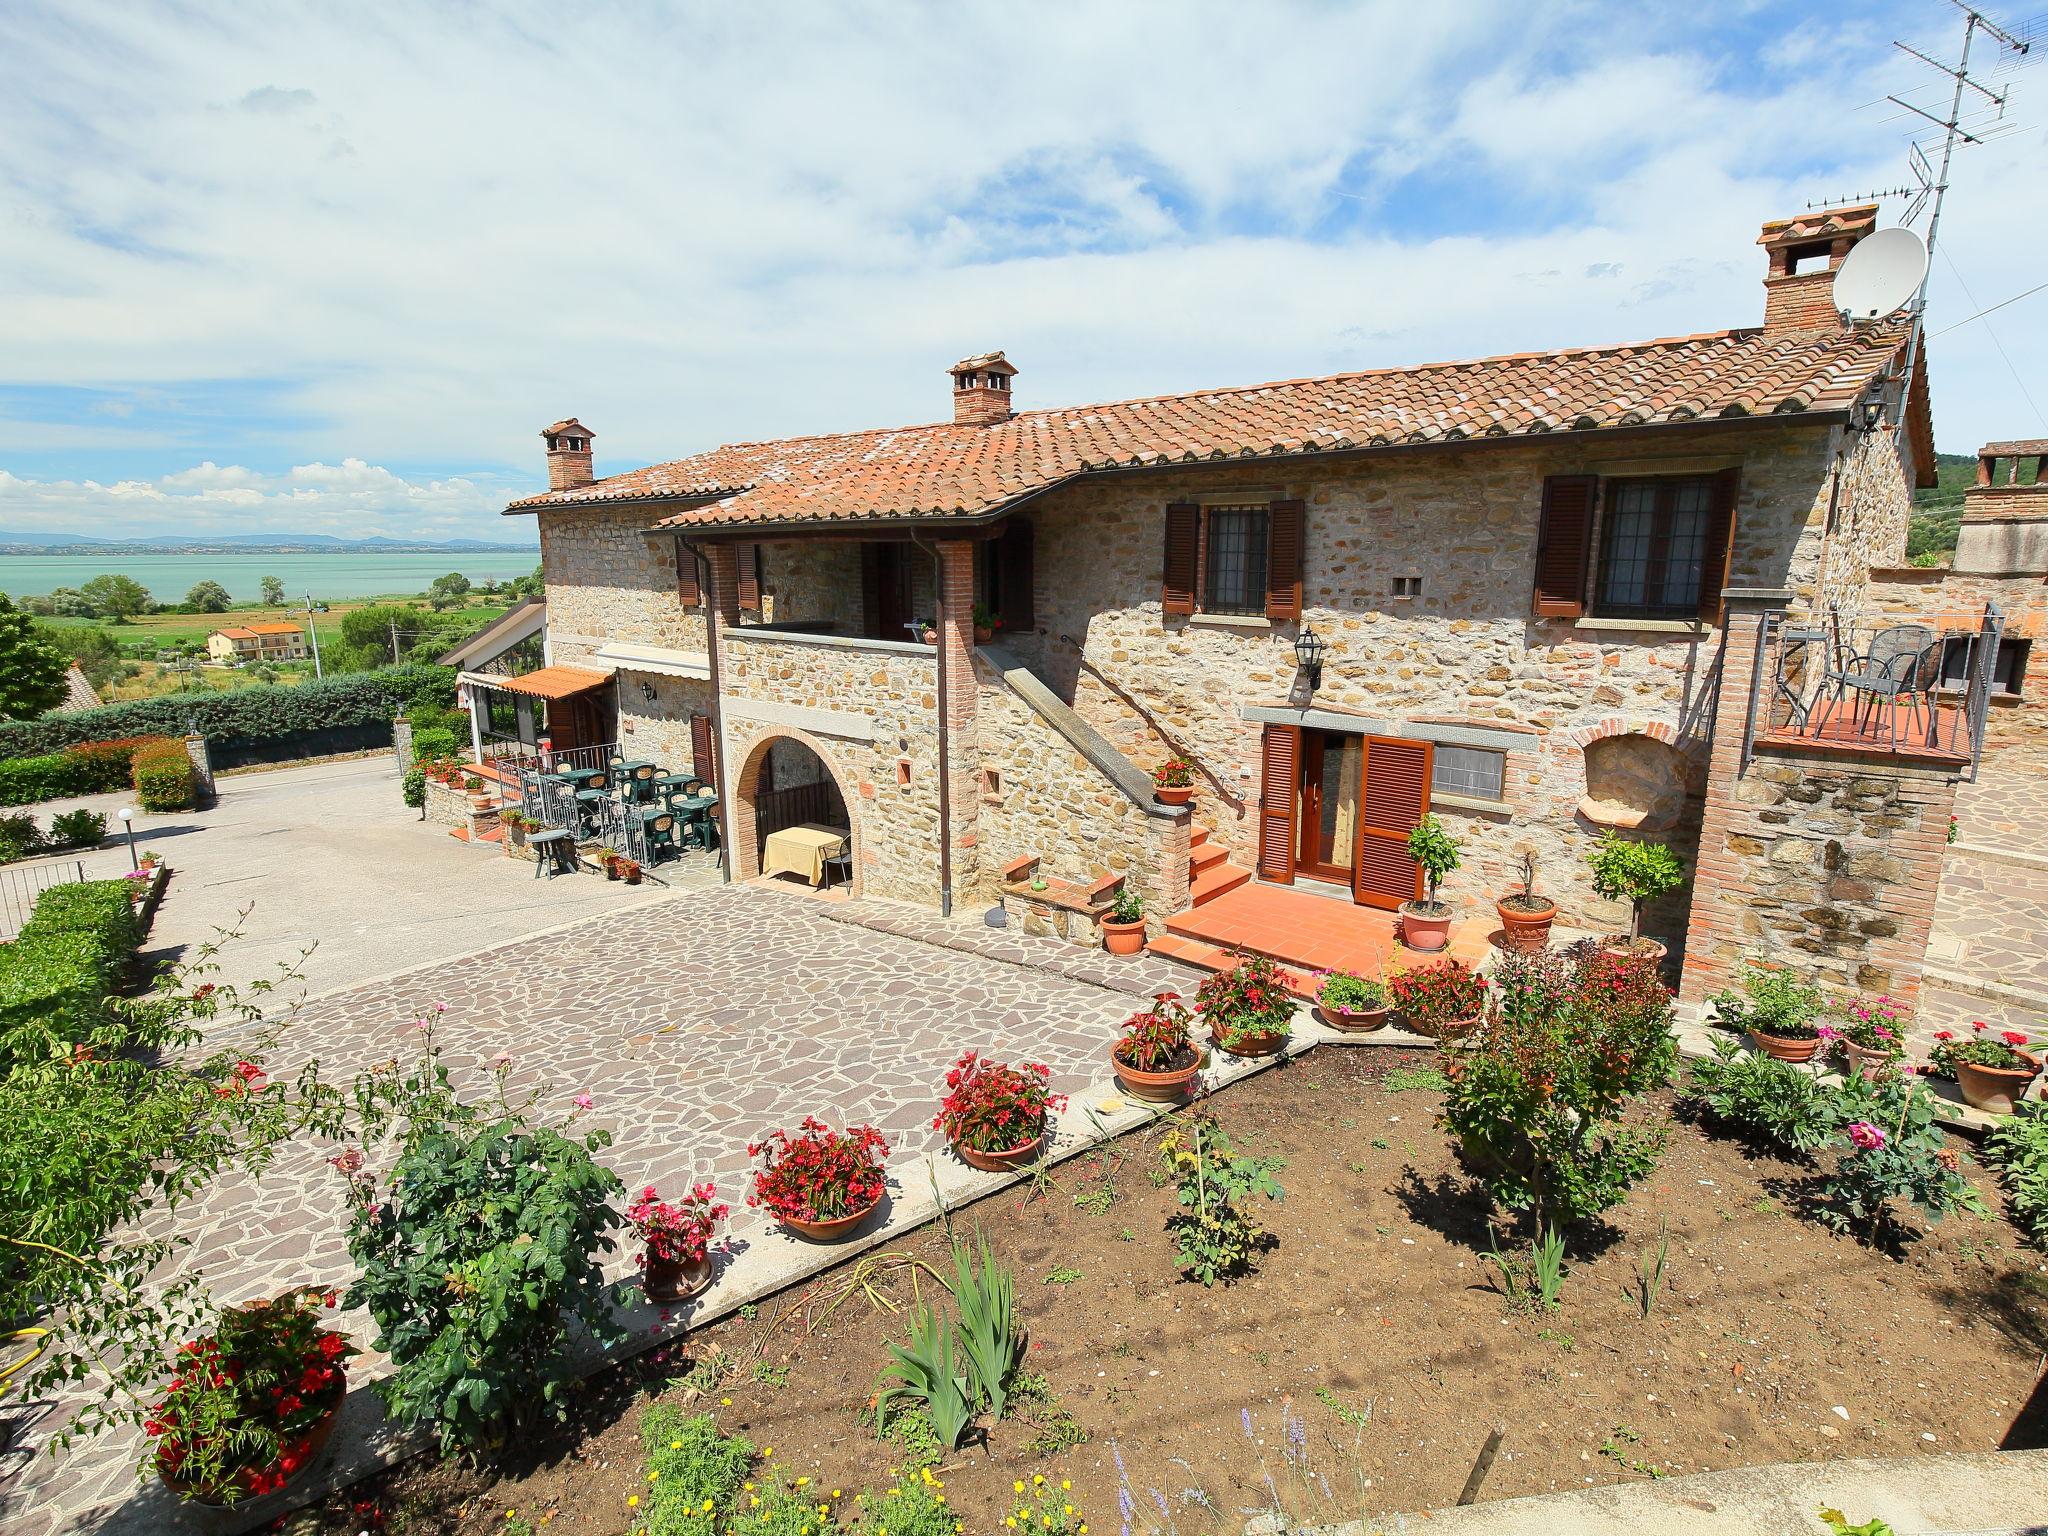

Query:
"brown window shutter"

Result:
[[997, 517, 1035, 632], [690, 712, 717, 789], [1265, 498, 1304, 620], [1531, 474, 1598, 618], [1162, 501, 1199, 616], [1698, 467, 1741, 624], [675, 542, 701, 608], [1352, 736, 1433, 910], [1256, 724, 1299, 884], [735, 543, 761, 611], [860, 544, 882, 636]]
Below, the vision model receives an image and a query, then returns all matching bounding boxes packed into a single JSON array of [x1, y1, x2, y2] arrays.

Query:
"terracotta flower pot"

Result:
[[1956, 1051, 2042, 1115], [1410, 1013, 1483, 1043], [952, 1129, 1046, 1173], [1603, 935, 1669, 966], [1840, 1040, 1900, 1082], [974, 625, 996, 644], [1112, 1042, 1202, 1102], [158, 1394, 345, 1509], [1495, 897, 1557, 954], [1153, 784, 1194, 807], [779, 1197, 882, 1243], [1749, 1028, 1819, 1064], [1316, 1003, 1391, 1033], [1399, 902, 1454, 953], [1211, 1024, 1288, 1059], [643, 1250, 714, 1303], [1100, 916, 1146, 955]]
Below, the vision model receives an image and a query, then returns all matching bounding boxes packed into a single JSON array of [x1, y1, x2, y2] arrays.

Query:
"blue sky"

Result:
[[1, 0, 2042, 542]]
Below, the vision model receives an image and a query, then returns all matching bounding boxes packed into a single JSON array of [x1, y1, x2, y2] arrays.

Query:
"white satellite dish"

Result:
[[1832, 227, 1929, 322]]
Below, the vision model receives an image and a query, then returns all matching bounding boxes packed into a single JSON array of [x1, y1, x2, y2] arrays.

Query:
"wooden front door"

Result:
[[863, 544, 915, 642], [1296, 730, 1361, 882], [1351, 735, 1433, 910]]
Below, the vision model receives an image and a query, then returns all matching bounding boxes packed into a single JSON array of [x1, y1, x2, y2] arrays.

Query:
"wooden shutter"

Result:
[[1351, 735, 1433, 910], [860, 544, 882, 637], [675, 541, 700, 608], [1162, 501, 1199, 616], [735, 542, 761, 611], [690, 712, 717, 789], [1697, 467, 1741, 625], [1531, 474, 1598, 618], [1256, 724, 1300, 884], [1265, 497, 1304, 620], [997, 518, 1035, 632]]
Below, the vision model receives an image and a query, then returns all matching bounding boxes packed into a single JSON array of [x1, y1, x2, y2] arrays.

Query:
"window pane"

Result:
[[1659, 480, 1709, 609], [1598, 482, 1658, 612], [1204, 506, 1268, 616], [1432, 745, 1504, 800]]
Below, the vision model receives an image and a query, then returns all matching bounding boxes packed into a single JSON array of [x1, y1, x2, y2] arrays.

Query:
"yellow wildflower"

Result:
[[833, 1490, 843, 1500], [627, 1496, 640, 1509], [1065, 1506, 1076, 1516], [1034, 1475, 1046, 1485], [1061, 1482, 1072, 1491], [671, 1440, 682, 1450], [745, 1482, 756, 1492], [751, 1497, 762, 1509], [721, 1397, 732, 1406], [1006, 1520, 1017, 1529], [797, 1476, 811, 1487], [703, 1500, 715, 1512], [1014, 1482, 1026, 1494]]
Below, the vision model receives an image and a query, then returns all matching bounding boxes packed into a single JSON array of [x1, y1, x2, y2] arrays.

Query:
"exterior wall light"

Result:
[[1294, 624, 1327, 692]]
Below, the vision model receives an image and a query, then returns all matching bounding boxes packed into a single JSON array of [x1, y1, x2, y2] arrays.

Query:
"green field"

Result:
[[34, 594, 509, 651], [1910, 450, 2039, 566]]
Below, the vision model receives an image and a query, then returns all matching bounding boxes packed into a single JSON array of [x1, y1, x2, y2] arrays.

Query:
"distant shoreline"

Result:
[[0, 549, 542, 603], [0, 544, 538, 557]]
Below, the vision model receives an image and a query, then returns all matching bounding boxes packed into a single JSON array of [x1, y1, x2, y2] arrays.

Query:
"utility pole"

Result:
[[391, 615, 402, 667], [303, 594, 328, 679]]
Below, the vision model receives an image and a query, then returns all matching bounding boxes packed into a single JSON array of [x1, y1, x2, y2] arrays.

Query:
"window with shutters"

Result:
[[1202, 505, 1269, 616], [1594, 477, 1713, 620]]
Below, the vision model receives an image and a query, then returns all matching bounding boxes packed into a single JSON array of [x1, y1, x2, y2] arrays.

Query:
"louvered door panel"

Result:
[[1352, 735, 1432, 909], [1256, 724, 1300, 884]]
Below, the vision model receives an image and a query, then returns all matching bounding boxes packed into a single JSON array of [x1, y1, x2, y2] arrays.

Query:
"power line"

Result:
[[1930, 277, 2048, 334], [1939, 244, 2048, 432]]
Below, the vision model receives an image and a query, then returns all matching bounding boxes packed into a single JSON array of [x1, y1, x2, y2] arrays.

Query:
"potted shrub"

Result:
[[915, 616, 937, 645], [1709, 960, 1824, 1063], [1111, 992, 1203, 1101], [933, 1050, 1066, 1172], [596, 845, 621, 880], [1585, 831, 1687, 962], [1314, 969, 1392, 1032], [1099, 884, 1146, 955], [1495, 851, 1556, 954], [500, 811, 530, 849], [1399, 815, 1463, 952], [146, 1289, 356, 1508], [972, 603, 1003, 645], [1389, 958, 1489, 1041], [620, 857, 643, 885], [627, 1181, 728, 1302], [1152, 756, 1196, 807], [748, 1117, 890, 1241], [1829, 995, 1906, 1080], [1935, 1023, 2043, 1114], [1196, 952, 1296, 1058]]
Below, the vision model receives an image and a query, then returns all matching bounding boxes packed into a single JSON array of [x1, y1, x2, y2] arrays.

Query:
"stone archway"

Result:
[[731, 727, 863, 895]]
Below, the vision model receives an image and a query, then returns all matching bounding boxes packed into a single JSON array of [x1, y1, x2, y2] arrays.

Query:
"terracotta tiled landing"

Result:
[[1158, 879, 1492, 987]]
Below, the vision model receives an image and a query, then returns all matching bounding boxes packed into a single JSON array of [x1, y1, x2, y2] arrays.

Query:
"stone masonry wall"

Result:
[[616, 672, 715, 773], [539, 508, 706, 665], [759, 539, 865, 630]]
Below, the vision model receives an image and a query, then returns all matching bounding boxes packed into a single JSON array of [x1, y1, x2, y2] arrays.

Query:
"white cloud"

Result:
[[0, 0, 2039, 522]]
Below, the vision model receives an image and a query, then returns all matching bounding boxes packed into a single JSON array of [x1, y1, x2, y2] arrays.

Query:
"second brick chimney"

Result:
[[1757, 205, 1877, 339], [542, 418, 595, 491], [948, 352, 1016, 426]]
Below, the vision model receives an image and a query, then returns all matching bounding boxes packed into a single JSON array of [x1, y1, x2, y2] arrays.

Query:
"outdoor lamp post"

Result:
[[1294, 624, 1327, 693], [118, 806, 138, 871], [1853, 396, 1886, 434]]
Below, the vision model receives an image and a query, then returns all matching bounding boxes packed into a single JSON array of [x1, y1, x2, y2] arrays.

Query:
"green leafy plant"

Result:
[[1818, 1511, 1895, 1536], [1709, 960, 1825, 1039], [1315, 969, 1389, 1013], [49, 807, 107, 848], [874, 1299, 975, 1451], [636, 1405, 755, 1536], [949, 1232, 1021, 1420], [1821, 1074, 1987, 1242], [1158, 1112, 1286, 1284], [1531, 1225, 1568, 1308], [132, 738, 198, 811], [1682, 1038, 1842, 1155], [1114, 991, 1196, 1073], [1632, 1220, 1670, 1319], [401, 764, 426, 809], [1585, 831, 1687, 944], [1984, 1100, 2048, 1247], [1107, 884, 1143, 924], [1195, 953, 1295, 1050], [1484, 1224, 1567, 1312], [1931, 1020, 2042, 1077], [1041, 1265, 1082, 1287], [0, 810, 42, 863], [872, 1236, 1024, 1452], [1404, 814, 1462, 914]]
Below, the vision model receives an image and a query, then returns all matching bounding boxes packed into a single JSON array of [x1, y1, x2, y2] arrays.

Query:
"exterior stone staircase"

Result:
[[1185, 824, 1251, 906]]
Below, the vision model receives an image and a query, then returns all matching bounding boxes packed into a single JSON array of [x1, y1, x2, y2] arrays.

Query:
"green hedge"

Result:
[[0, 737, 179, 809], [0, 879, 143, 1069], [132, 740, 197, 812], [0, 665, 458, 759]]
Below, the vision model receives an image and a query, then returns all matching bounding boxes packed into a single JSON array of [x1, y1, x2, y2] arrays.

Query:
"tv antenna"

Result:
[[1884, 2, 2032, 444]]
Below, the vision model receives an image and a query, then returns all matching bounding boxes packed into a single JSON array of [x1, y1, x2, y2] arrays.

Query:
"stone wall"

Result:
[[759, 539, 866, 630], [615, 671, 715, 773], [539, 508, 705, 665], [1812, 425, 1914, 617], [1866, 565, 2048, 720]]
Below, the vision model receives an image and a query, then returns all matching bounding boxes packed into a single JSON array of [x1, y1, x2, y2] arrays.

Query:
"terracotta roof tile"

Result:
[[507, 324, 1912, 530]]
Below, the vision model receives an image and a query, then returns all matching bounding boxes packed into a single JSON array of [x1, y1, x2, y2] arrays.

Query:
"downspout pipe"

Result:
[[675, 534, 731, 884], [908, 529, 954, 918]]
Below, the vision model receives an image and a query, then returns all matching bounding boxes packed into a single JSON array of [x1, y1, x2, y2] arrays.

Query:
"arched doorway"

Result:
[[734, 730, 859, 893]]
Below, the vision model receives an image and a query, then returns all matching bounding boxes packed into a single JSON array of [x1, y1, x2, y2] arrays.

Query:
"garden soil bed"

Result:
[[304, 1050, 2048, 1534]]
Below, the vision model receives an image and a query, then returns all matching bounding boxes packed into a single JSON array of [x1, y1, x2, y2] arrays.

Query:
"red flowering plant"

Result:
[[1152, 755, 1195, 789], [1196, 953, 1297, 1050], [625, 1180, 728, 1266], [748, 1116, 890, 1223], [933, 1050, 1066, 1154], [145, 1288, 355, 1502], [1388, 958, 1490, 1038], [1116, 992, 1197, 1073], [1931, 1019, 2042, 1077]]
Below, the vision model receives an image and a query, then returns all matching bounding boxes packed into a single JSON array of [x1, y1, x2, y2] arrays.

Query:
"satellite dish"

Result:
[[1832, 228, 1928, 322]]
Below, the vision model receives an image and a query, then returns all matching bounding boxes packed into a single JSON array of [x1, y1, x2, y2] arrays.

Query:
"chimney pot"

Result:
[[948, 351, 1016, 426], [542, 417, 596, 491], [1756, 204, 1878, 339]]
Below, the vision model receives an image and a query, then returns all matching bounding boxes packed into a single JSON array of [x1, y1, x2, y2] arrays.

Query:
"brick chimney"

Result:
[[1756, 205, 1876, 339], [948, 352, 1016, 426], [541, 418, 595, 490]]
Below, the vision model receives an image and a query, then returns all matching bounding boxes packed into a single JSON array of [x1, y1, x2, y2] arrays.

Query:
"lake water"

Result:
[[0, 551, 541, 602]]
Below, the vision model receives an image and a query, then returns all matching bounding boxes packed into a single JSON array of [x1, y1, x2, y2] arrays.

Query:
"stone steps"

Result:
[[1188, 859, 1252, 906]]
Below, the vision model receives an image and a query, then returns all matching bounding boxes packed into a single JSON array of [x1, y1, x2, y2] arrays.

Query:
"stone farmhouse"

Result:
[[486, 206, 2025, 1015]]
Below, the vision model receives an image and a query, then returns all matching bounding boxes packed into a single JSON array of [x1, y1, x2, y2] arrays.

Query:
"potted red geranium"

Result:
[[1111, 992, 1203, 1101], [1152, 756, 1196, 807], [1934, 1021, 2043, 1114], [1197, 953, 1296, 1058], [147, 1289, 355, 1508], [748, 1117, 890, 1241], [1389, 959, 1489, 1041], [628, 1180, 728, 1301], [933, 1050, 1066, 1172]]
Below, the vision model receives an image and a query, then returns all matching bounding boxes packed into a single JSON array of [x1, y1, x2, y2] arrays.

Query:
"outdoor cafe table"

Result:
[[761, 823, 847, 887], [555, 767, 603, 789]]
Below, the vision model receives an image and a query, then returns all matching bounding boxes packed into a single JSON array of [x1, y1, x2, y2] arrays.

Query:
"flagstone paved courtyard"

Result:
[[1, 883, 1199, 1536]]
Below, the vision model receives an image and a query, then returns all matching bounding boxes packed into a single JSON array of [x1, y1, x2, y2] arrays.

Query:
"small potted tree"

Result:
[[1196, 952, 1296, 1058], [1314, 969, 1392, 1032], [1586, 830, 1686, 962], [1110, 992, 1203, 1101], [1099, 884, 1146, 955], [1495, 851, 1556, 954], [627, 1181, 729, 1301], [1934, 1022, 2043, 1114], [1152, 756, 1196, 807], [1400, 815, 1463, 952], [747, 1117, 890, 1241], [933, 1050, 1065, 1171]]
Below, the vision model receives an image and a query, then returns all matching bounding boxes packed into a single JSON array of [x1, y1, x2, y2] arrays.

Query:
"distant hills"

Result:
[[0, 531, 538, 555]]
